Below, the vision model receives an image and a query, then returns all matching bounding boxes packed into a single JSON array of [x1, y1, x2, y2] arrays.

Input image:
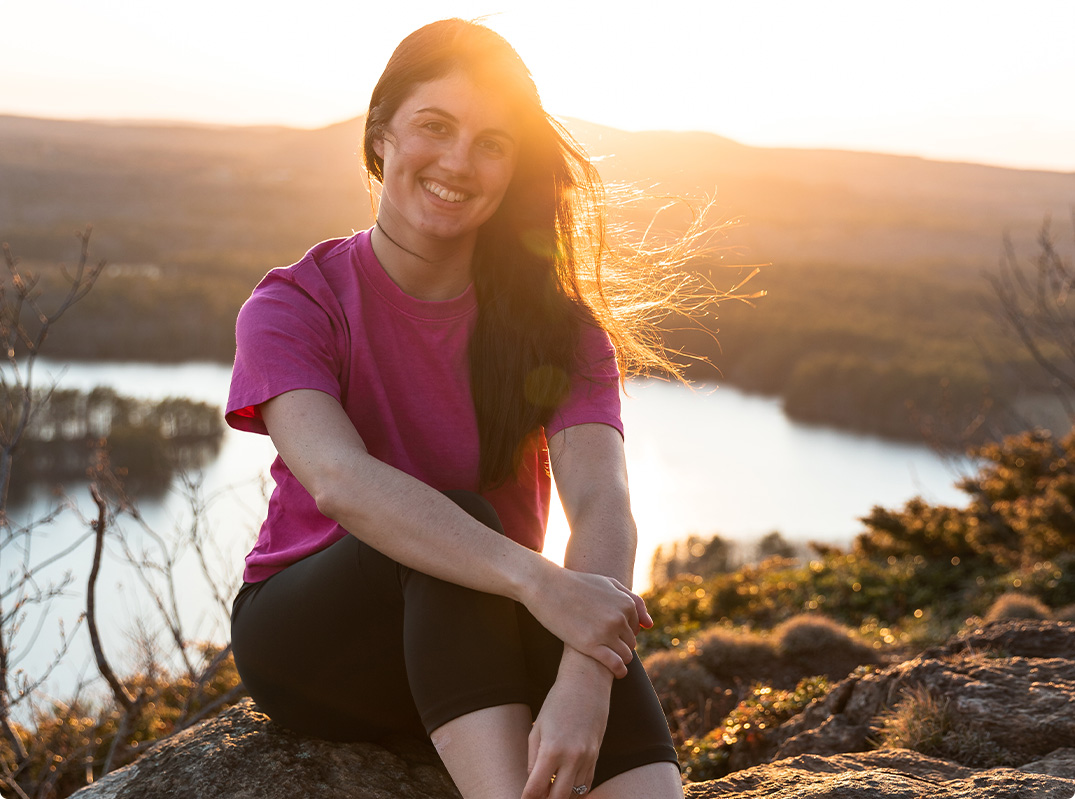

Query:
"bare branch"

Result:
[[86, 485, 137, 712], [987, 215, 1075, 405], [1, 229, 105, 510]]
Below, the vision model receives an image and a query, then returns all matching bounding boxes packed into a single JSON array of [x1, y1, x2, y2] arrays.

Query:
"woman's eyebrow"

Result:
[[414, 106, 516, 143]]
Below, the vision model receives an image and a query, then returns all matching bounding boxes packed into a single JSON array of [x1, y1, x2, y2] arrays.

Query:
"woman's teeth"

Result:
[[422, 181, 469, 203]]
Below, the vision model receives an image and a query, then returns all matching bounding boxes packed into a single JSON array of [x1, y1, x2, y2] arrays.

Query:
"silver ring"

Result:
[[572, 786, 588, 796]]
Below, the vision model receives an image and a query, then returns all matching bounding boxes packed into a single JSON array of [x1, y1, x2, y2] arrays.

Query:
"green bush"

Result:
[[680, 677, 831, 782], [1053, 604, 1075, 622], [636, 425, 1075, 782]]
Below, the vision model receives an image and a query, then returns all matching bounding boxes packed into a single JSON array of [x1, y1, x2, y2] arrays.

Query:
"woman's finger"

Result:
[[612, 639, 634, 672], [521, 758, 556, 799], [550, 767, 595, 799], [594, 646, 629, 679], [571, 770, 595, 798], [632, 591, 653, 629], [610, 578, 651, 631]]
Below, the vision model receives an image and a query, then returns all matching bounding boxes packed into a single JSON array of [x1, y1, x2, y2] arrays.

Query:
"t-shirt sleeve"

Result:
[[545, 324, 624, 440], [225, 268, 344, 435]]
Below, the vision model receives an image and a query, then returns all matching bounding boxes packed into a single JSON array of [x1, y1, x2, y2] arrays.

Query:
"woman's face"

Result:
[[373, 72, 520, 251]]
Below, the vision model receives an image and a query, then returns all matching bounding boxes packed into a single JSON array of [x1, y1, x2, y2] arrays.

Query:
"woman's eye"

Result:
[[422, 121, 448, 134], [479, 139, 505, 155]]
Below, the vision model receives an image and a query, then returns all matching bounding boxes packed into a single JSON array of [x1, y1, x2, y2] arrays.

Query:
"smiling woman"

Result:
[[225, 18, 702, 799]]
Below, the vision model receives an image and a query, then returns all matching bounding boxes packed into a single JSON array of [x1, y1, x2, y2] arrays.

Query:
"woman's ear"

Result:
[[372, 130, 386, 160]]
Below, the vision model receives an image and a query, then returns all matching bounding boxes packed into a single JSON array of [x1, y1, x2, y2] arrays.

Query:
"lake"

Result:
[[18, 359, 975, 584]]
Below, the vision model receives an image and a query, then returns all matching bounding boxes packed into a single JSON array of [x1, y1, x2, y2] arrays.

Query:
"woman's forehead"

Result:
[[396, 72, 521, 133]]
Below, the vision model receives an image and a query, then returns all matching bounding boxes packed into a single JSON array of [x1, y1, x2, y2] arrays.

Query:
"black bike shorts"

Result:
[[230, 491, 677, 789]]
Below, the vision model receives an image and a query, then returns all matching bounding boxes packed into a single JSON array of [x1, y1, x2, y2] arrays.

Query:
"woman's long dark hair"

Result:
[[364, 19, 739, 488]]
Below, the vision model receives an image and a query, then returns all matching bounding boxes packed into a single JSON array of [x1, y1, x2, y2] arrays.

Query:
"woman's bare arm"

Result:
[[259, 389, 643, 676], [551, 423, 638, 587], [522, 422, 648, 798]]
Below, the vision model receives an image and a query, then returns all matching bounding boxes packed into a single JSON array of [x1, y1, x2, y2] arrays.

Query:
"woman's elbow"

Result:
[[306, 465, 360, 523]]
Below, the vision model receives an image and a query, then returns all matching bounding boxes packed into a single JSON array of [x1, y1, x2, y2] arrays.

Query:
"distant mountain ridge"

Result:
[[2, 112, 1072, 272]]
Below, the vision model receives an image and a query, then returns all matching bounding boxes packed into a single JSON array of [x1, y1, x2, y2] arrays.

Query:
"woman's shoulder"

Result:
[[576, 320, 619, 378], [250, 231, 371, 304], [276, 231, 368, 283]]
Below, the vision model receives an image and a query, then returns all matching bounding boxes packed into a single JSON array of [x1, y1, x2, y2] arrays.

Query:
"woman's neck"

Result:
[[370, 218, 475, 302]]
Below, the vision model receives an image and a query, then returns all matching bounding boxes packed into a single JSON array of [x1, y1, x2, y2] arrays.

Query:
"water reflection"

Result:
[[8, 386, 223, 501]]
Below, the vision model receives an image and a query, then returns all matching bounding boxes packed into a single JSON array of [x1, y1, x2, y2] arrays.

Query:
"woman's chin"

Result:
[[413, 217, 484, 246]]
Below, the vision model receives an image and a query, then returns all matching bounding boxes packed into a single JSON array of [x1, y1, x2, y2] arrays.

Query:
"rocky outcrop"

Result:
[[683, 749, 1075, 798], [70, 620, 1075, 799], [69, 699, 461, 799], [772, 620, 1075, 766]]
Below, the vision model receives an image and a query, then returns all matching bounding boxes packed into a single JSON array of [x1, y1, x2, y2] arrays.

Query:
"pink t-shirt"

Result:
[[226, 230, 622, 582]]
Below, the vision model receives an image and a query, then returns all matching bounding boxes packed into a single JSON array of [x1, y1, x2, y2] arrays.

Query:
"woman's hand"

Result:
[[522, 649, 612, 799], [523, 563, 651, 679]]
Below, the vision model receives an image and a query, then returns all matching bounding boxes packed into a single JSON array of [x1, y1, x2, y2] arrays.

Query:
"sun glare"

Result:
[[3, 0, 1074, 170]]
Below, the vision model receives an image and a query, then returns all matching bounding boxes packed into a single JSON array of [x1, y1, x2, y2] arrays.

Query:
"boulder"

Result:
[[683, 750, 1075, 798], [772, 620, 1075, 766], [69, 698, 461, 799], [69, 621, 1075, 799], [1022, 748, 1075, 778]]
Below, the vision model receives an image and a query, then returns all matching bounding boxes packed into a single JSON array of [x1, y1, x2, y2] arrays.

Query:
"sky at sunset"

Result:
[[4, 0, 1074, 172]]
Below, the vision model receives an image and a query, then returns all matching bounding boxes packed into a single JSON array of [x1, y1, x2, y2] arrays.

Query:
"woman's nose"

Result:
[[439, 139, 476, 176]]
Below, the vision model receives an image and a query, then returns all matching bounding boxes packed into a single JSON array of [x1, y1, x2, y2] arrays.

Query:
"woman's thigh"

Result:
[[229, 491, 527, 740], [231, 532, 425, 741]]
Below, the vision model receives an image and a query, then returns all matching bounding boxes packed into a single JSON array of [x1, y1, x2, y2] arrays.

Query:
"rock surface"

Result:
[[684, 750, 1075, 798], [69, 698, 461, 799], [70, 620, 1075, 799], [773, 620, 1075, 766]]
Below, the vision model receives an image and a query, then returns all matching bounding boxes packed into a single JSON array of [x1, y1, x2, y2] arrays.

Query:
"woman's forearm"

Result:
[[552, 424, 639, 588], [562, 490, 637, 588], [262, 388, 545, 603], [550, 423, 647, 679], [317, 445, 549, 602]]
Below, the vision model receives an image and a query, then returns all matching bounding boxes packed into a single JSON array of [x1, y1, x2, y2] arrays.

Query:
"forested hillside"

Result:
[[2, 113, 1072, 443]]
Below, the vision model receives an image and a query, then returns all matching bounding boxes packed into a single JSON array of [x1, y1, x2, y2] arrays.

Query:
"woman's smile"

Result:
[[421, 179, 471, 204]]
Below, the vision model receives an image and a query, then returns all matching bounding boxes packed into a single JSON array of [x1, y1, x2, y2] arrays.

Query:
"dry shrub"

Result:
[[693, 626, 774, 679], [771, 613, 880, 683], [874, 683, 1012, 768], [874, 684, 952, 754], [773, 614, 860, 656], [984, 592, 1051, 622], [644, 649, 719, 715]]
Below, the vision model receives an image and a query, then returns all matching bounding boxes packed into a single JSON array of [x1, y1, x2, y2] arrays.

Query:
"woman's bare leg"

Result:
[[431, 703, 532, 799], [588, 762, 683, 798]]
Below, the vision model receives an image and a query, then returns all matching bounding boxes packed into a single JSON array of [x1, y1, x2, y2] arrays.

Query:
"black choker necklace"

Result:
[[374, 222, 429, 263]]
